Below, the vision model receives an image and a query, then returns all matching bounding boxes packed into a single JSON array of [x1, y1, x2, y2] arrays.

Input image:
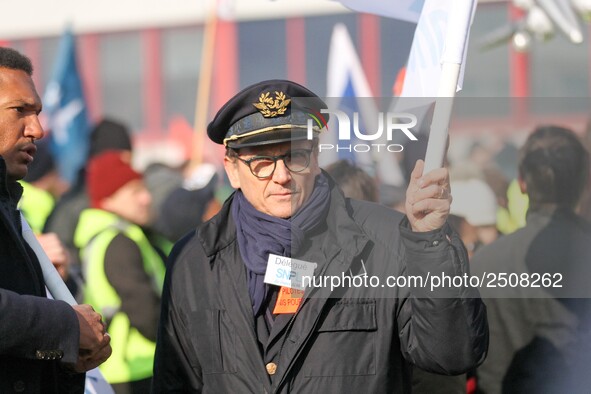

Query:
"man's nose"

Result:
[[24, 115, 45, 141], [272, 158, 292, 184]]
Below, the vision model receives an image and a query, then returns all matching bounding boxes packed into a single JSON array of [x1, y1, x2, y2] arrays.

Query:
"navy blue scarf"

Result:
[[231, 174, 330, 315]]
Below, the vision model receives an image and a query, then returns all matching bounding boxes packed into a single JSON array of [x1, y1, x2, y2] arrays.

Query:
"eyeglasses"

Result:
[[236, 149, 313, 179]]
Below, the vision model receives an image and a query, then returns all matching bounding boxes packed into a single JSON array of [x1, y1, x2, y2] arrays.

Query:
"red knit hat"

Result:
[[87, 150, 142, 209]]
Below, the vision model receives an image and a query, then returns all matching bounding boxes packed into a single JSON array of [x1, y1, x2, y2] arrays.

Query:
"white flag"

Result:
[[335, 0, 478, 172], [401, 0, 476, 97], [336, 0, 476, 97]]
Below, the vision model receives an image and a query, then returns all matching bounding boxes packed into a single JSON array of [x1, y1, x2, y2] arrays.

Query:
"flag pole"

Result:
[[192, 0, 218, 166], [422, 62, 460, 173], [423, 0, 475, 173], [21, 213, 115, 393], [21, 214, 77, 305]]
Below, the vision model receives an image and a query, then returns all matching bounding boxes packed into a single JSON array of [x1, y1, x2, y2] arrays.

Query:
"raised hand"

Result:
[[405, 160, 452, 232]]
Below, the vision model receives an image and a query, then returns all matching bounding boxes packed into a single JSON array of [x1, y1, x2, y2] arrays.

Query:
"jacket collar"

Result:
[[321, 172, 369, 260], [198, 191, 238, 259], [0, 156, 24, 206]]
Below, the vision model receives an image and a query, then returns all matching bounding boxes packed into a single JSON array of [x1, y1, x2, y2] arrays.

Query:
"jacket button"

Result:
[[13, 380, 25, 392], [266, 362, 277, 375], [432, 240, 440, 246]]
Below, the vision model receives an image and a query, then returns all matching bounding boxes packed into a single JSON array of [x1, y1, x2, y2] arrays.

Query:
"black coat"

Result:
[[0, 157, 83, 393], [153, 182, 488, 393]]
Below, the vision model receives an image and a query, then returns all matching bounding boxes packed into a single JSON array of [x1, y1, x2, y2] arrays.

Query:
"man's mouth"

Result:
[[21, 144, 37, 163], [272, 190, 297, 197]]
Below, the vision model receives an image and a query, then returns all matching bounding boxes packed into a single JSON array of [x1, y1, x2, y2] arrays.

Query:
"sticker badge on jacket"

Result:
[[264, 254, 316, 290], [273, 287, 305, 314]]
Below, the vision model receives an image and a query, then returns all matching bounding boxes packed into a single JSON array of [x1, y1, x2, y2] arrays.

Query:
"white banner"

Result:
[[401, 0, 477, 97]]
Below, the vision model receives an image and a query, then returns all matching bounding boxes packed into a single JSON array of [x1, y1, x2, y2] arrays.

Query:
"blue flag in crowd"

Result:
[[322, 23, 405, 186], [43, 29, 90, 184]]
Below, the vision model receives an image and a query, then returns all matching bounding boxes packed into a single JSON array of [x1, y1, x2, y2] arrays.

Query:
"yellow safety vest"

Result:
[[74, 209, 166, 384], [18, 181, 55, 233], [497, 179, 529, 234]]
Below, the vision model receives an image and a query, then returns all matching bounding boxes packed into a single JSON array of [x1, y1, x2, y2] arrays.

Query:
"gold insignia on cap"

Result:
[[253, 91, 291, 118]]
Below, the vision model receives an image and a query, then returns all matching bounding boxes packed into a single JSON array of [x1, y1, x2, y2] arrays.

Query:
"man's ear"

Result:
[[224, 156, 241, 189], [517, 176, 527, 194]]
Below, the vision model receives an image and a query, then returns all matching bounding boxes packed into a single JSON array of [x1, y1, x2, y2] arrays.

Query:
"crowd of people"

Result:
[[2, 45, 591, 394]]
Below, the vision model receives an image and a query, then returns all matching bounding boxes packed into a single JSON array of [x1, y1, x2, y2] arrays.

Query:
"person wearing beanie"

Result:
[[74, 150, 165, 393], [44, 117, 135, 299]]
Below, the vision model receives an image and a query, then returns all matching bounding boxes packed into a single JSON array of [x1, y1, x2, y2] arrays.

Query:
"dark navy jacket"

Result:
[[0, 157, 83, 393]]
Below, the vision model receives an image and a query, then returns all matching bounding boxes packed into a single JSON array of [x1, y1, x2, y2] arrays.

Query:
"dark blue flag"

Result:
[[43, 29, 90, 184]]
